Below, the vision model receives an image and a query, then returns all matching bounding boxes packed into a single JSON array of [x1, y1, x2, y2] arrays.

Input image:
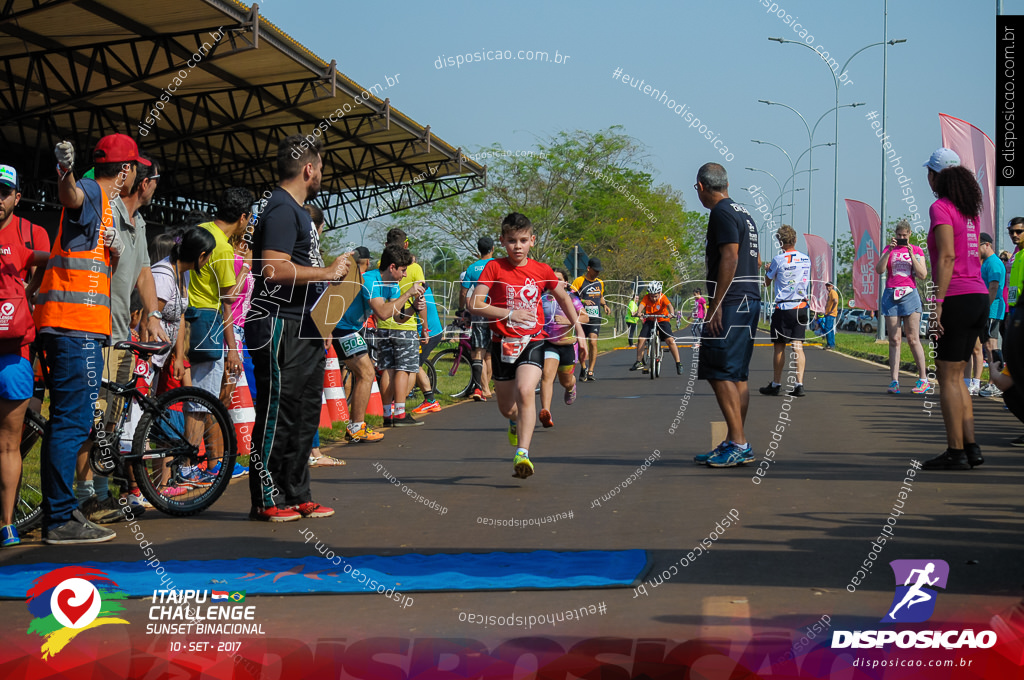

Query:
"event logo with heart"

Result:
[[26, 566, 129, 659]]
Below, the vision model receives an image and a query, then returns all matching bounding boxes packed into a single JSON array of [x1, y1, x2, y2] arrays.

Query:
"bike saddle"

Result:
[[114, 340, 172, 357]]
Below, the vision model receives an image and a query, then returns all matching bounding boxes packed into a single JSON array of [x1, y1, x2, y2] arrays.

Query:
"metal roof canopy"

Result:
[[0, 0, 486, 231]]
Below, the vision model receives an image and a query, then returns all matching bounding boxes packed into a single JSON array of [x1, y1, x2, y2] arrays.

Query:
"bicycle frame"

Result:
[[92, 374, 196, 471]]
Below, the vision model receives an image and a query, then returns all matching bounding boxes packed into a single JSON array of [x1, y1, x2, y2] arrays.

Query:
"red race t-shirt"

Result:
[[480, 258, 557, 338], [0, 226, 35, 359]]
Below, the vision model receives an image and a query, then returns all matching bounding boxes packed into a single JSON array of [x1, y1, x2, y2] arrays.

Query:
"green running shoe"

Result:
[[513, 452, 534, 478]]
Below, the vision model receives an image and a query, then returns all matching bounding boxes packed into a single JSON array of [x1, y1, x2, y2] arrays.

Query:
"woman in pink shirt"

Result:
[[875, 219, 929, 394], [920, 148, 990, 472]]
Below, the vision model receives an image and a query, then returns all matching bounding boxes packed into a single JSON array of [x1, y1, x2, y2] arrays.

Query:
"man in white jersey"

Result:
[[759, 225, 811, 397]]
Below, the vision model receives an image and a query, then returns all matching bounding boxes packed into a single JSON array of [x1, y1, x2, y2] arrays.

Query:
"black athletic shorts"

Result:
[[982, 317, 1001, 343], [640, 319, 672, 341], [543, 341, 578, 368], [470, 316, 491, 350], [581, 321, 601, 338], [935, 294, 987, 362], [490, 339, 546, 381], [770, 307, 808, 342], [419, 332, 444, 367]]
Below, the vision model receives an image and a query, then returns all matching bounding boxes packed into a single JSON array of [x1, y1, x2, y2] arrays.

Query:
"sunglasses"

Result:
[[693, 183, 700, 191], [1009, 229, 1024, 236]]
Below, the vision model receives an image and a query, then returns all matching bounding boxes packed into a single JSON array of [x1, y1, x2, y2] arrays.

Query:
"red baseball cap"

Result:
[[93, 133, 151, 166]]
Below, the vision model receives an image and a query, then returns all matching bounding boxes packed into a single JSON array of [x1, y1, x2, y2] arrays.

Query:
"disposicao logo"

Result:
[[26, 566, 129, 659], [884, 559, 949, 623], [832, 559, 997, 650]]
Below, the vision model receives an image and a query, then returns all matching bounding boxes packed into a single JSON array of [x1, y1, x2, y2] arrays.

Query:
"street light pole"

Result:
[[752, 139, 798, 229], [768, 36, 905, 280], [758, 100, 864, 233]]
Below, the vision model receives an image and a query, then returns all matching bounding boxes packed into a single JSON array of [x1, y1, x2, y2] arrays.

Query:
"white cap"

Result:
[[923, 147, 960, 173]]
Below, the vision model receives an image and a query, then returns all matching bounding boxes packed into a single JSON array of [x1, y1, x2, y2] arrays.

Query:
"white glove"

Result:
[[55, 142, 75, 171], [102, 225, 123, 257]]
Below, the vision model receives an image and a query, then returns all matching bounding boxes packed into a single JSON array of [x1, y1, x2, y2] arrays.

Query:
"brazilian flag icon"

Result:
[[229, 591, 246, 602]]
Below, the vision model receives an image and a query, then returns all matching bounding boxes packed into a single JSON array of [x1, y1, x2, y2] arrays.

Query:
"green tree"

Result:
[[390, 126, 707, 297]]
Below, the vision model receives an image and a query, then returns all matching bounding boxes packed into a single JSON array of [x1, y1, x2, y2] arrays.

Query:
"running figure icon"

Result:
[[886, 562, 939, 621]]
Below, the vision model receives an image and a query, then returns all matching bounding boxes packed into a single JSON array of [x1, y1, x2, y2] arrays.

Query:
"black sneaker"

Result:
[[759, 383, 781, 396], [921, 448, 971, 470], [83, 495, 131, 525], [392, 413, 423, 427], [382, 416, 394, 427], [676, 362, 683, 375], [1011, 435, 1024, 447], [788, 384, 806, 397], [630, 361, 644, 371], [965, 442, 984, 468], [587, 372, 595, 382], [44, 509, 116, 544], [579, 367, 588, 381]]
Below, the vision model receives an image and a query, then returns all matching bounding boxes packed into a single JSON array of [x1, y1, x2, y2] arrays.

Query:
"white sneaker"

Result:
[[126, 491, 152, 509], [979, 383, 1003, 398], [968, 383, 981, 396]]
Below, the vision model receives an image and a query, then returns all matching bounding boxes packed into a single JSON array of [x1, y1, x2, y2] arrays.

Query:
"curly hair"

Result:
[[776, 224, 797, 247], [932, 166, 983, 220]]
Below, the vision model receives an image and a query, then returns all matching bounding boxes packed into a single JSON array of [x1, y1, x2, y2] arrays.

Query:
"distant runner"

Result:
[[538, 268, 588, 428], [571, 257, 610, 382], [460, 236, 495, 401]]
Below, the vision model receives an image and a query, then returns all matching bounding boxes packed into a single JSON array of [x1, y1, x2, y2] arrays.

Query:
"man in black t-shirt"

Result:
[[245, 134, 349, 522], [693, 162, 762, 469]]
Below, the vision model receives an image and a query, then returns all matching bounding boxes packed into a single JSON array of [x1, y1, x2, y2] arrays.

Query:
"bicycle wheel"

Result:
[[429, 347, 473, 398], [131, 386, 237, 517], [15, 410, 45, 532], [655, 345, 662, 378]]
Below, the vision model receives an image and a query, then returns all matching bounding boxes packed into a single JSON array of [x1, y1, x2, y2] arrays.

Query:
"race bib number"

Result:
[[340, 333, 367, 356], [893, 286, 914, 301], [585, 305, 600, 318], [1011, 287, 1019, 306], [500, 336, 530, 364]]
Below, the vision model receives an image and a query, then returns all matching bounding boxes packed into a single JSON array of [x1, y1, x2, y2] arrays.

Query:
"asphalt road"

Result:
[[2, 339, 1023, 676]]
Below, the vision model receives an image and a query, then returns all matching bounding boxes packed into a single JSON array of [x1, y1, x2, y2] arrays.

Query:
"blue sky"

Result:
[[263, 0, 1017, 253]]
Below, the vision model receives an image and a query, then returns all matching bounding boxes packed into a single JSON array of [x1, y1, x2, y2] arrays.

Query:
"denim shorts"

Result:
[[697, 300, 761, 382], [881, 287, 923, 317]]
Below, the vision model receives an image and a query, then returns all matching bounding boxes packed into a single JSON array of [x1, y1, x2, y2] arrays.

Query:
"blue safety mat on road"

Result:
[[0, 549, 648, 597]]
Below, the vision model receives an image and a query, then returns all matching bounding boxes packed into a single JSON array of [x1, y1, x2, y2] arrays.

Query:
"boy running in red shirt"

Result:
[[470, 213, 587, 478]]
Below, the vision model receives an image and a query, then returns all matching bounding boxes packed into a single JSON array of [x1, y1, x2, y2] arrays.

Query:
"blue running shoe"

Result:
[[707, 442, 751, 468], [210, 461, 248, 479], [1, 524, 19, 547], [694, 441, 728, 465], [177, 466, 216, 488], [736, 443, 755, 464]]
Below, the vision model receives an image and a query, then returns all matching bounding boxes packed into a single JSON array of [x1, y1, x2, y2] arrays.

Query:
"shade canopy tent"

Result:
[[0, 0, 486, 231]]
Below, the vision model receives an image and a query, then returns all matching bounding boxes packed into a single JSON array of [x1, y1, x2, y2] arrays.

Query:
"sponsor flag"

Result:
[[846, 199, 881, 311], [939, 113, 995, 240], [229, 591, 246, 602], [802, 234, 832, 313], [211, 591, 228, 601]]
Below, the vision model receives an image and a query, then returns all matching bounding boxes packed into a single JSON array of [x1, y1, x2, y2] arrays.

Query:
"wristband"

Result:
[[932, 297, 944, 304]]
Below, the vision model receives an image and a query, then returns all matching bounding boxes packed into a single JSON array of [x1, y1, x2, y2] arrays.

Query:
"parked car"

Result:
[[843, 309, 875, 333]]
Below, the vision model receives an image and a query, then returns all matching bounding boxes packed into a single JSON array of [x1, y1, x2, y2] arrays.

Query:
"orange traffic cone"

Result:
[[323, 346, 349, 422], [320, 392, 332, 428], [366, 375, 384, 417], [228, 370, 256, 457]]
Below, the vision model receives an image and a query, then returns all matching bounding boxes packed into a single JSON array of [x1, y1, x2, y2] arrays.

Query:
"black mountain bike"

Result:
[[19, 340, 237, 522]]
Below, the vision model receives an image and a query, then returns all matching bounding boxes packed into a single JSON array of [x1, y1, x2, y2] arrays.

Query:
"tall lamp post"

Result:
[[768, 36, 906, 278], [757, 100, 864, 231]]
